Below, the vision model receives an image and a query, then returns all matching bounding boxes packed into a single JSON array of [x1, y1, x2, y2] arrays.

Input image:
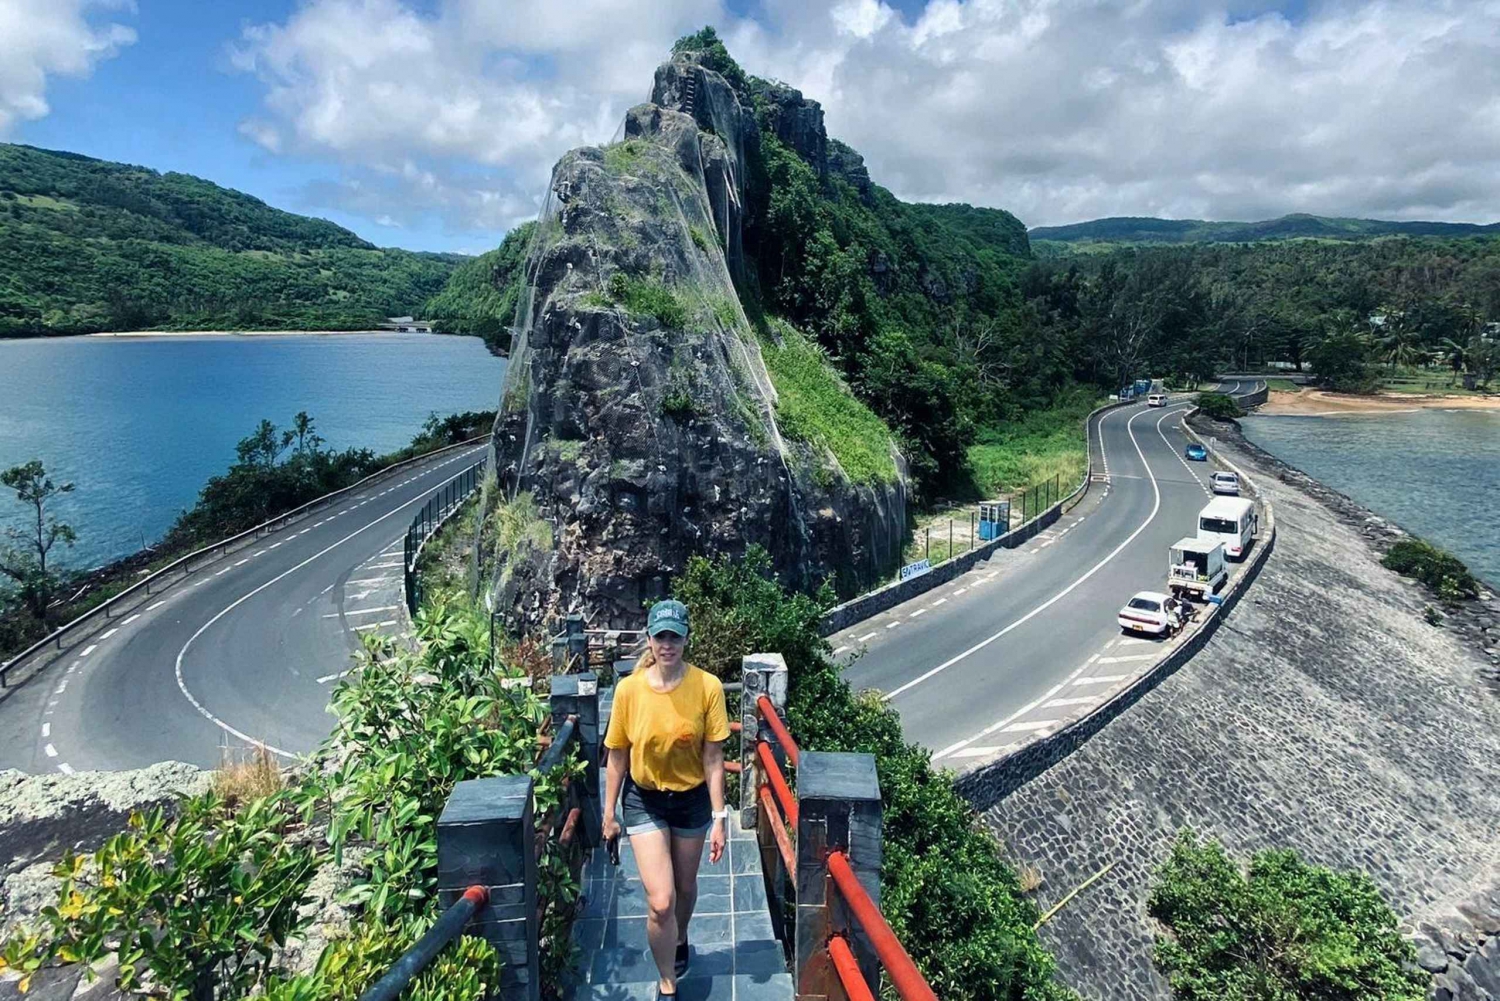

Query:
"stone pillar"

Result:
[[436, 775, 538, 1001], [795, 751, 882, 1001], [549, 671, 600, 850], [739, 653, 788, 830], [565, 611, 587, 670]]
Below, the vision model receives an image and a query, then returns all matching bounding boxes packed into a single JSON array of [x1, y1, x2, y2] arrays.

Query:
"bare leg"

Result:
[[670, 833, 707, 947], [630, 828, 678, 994]]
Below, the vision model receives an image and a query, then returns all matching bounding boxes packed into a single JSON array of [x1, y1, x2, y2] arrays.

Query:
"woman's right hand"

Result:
[[602, 813, 620, 843]]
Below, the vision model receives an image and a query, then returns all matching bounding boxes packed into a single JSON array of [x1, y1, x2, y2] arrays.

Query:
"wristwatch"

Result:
[[712, 809, 729, 820]]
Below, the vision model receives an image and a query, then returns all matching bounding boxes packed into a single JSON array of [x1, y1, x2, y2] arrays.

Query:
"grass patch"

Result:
[[759, 319, 898, 485], [605, 272, 687, 329], [1381, 538, 1479, 602], [689, 224, 712, 252], [967, 390, 1101, 500], [602, 139, 649, 174], [213, 744, 283, 807], [1265, 378, 1302, 393]]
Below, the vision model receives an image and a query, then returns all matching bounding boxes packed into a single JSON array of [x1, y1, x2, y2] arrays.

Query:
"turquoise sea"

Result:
[[0, 333, 506, 569], [1241, 407, 1500, 586]]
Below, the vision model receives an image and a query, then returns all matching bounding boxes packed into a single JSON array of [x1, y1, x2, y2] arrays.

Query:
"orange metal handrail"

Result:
[[758, 785, 796, 875], [828, 935, 877, 1001], [756, 695, 800, 765], [755, 740, 798, 827], [827, 851, 938, 1001]]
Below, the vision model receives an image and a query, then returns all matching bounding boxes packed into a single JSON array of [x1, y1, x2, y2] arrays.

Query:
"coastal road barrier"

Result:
[[402, 458, 489, 615], [818, 398, 1135, 637], [953, 405, 1277, 811], [0, 434, 492, 690]]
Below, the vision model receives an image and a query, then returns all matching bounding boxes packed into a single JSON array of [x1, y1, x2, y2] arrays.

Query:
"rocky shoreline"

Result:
[[1192, 412, 1500, 690]]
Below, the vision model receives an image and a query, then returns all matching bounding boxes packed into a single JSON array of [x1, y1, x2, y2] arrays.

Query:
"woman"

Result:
[[602, 599, 730, 999]]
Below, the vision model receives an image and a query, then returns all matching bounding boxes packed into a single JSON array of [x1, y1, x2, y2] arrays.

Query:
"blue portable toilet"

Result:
[[978, 500, 1011, 541]]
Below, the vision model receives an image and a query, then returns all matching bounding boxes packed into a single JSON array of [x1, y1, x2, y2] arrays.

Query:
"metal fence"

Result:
[[2, 435, 490, 688], [403, 459, 488, 615]]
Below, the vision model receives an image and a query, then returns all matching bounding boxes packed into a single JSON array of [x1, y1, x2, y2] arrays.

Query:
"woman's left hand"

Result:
[[709, 819, 726, 864]]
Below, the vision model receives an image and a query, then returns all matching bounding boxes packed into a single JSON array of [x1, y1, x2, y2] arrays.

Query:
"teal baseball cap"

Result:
[[647, 599, 690, 638]]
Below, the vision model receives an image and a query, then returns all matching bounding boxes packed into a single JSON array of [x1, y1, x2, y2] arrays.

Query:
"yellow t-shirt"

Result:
[[604, 665, 731, 792]]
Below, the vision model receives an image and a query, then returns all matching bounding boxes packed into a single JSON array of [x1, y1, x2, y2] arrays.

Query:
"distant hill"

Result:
[[1029, 213, 1500, 253], [0, 143, 461, 336]]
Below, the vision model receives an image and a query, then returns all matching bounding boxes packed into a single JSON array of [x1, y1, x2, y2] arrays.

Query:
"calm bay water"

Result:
[[0, 333, 505, 569], [1240, 408, 1500, 586]]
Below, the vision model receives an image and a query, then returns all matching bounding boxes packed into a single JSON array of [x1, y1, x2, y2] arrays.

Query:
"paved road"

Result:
[[0, 444, 488, 774], [830, 395, 1247, 760]]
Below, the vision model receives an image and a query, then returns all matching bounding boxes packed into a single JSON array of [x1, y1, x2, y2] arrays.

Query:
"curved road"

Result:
[[0, 443, 488, 774], [830, 392, 1252, 761]]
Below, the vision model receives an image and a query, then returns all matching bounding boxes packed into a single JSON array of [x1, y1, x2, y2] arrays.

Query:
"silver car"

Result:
[[1211, 471, 1240, 495]]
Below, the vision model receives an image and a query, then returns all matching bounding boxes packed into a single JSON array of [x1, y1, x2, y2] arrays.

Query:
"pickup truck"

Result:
[[1169, 537, 1227, 600]]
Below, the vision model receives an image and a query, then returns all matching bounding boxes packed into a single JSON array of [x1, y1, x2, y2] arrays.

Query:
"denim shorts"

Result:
[[622, 778, 712, 838]]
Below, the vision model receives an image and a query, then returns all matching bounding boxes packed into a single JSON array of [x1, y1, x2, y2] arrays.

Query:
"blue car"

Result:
[[1185, 443, 1209, 461]]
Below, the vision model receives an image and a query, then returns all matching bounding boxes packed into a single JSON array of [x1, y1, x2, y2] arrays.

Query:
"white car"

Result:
[[1210, 471, 1240, 495], [1117, 590, 1179, 636], [1147, 393, 1167, 407]]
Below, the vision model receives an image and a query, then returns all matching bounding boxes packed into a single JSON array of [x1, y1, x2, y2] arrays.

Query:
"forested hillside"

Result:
[[0, 143, 460, 336], [1031, 212, 1500, 253], [421, 222, 534, 355]]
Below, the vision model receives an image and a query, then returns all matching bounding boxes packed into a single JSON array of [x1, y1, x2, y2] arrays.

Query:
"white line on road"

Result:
[[147, 600, 166, 610], [1043, 696, 1100, 709], [234, 559, 249, 566], [345, 577, 393, 586], [317, 670, 353, 684], [123, 614, 140, 624], [833, 646, 849, 655], [174, 487, 444, 759], [910, 608, 928, 618], [364, 561, 404, 570], [1073, 674, 1128, 685], [58, 763, 75, 775], [101, 628, 117, 639], [194, 579, 208, 587], [215, 567, 231, 576], [353, 620, 398, 631], [252, 550, 265, 557], [321, 604, 400, 619], [885, 621, 900, 630], [932, 598, 948, 606], [269, 542, 282, 549], [1002, 719, 1058, 733], [857, 632, 878, 643], [41, 722, 50, 738], [80, 644, 97, 657], [1096, 653, 1160, 665], [954, 587, 968, 595], [886, 403, 1178, 703], [45, 743, 57, 757], [947, 746, 1005, 759], [1117, 636, 1154, 646]]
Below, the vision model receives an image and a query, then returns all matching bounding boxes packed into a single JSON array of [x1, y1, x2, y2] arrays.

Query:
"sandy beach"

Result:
[[1259, 388, 1500, 416]]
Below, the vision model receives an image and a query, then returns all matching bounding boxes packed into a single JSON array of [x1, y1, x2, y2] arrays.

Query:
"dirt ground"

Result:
[[1259, 388, 1500, 416]]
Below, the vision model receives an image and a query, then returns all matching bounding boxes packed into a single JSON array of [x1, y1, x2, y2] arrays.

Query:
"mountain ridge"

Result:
[[1031, 212, 1500, 248]]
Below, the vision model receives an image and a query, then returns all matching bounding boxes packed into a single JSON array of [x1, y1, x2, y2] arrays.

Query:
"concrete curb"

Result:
[[818, 399, 1134, 637], [953, 406, 1278, 810]]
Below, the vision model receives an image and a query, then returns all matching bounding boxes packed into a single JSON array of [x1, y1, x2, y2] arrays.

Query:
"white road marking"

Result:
[[910, 608, 929, 618], [1086, 654, 1100, 664], [346, 577, 392, 586], [252, 550, 265, 557], [1117, 636, 1154, 646], [947, 746, 1005, 759], [123, 614, 140, 624], [857, 632, 878, 643], [234, 559, 249, 566], [101, 628, 117, 639], [1002, 719, 1059, 733], [1096, 653, 1160, 665], [298, 528, 311, 535], [886, 403, 1182, 703], [269, 542, 282, 549], [80, 644, 97, 657], [1044, 696, 1100, 709], [353, 620, 398, 631], [45, 743, 57, 757], [215, 568, 231, 576], [41, 722, 50, 738], [832, 646, 849, 655], [194, 579, 209, 587], [885, 621, 900, 630], [1073, 674, 1128, 686], [954, 587, 968, 595], [174, 494, 439, 759], [291, 607, 303, 617], [932, 598, 948, 606], [318, 669, 353, 684], [58, 763, 75, 775], [147, 600, 166, 610]]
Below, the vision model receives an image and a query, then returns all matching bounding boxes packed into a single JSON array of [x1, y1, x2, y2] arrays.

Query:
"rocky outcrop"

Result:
[[827, 139, 874, 204], [490, 54, 907, 628], [752, 79, 828, 175]]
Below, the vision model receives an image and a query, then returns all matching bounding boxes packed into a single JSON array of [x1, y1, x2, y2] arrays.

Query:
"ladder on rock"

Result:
[[683, 71, 697, 118]]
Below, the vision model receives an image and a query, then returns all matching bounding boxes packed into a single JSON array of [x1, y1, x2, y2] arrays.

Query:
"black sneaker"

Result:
[[674, 941, 690, 978]]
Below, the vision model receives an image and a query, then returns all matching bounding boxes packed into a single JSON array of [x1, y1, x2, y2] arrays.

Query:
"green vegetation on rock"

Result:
[[1194, 392, 1245, 420], [1031, 212, 1500, 250], [1148, 829, 1426, 1001], [671, 547, 1071, 1001], [759, 319, 897, 484], [1381, 538, 1480, 602], [0, 143, 459, 335], [966, 389, 1101, 500]]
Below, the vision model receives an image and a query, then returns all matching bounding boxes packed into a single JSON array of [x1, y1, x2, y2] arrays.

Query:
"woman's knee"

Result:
[[646, 886, 676, 922]]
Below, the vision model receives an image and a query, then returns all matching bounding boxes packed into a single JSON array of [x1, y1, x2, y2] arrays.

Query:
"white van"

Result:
[[1196, 496, 1257, 559], [1147, 393, 1167, 407]]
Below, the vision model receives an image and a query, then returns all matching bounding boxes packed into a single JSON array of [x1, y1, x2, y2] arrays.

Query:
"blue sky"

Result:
[[4, 0, 1496, 253]]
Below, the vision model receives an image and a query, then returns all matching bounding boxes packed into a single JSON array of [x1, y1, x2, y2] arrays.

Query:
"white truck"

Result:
[[1168, 536, 1228, 600]]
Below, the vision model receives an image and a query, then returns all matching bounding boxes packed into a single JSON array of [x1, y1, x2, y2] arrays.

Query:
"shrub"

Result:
[[604, 272, 687, 329], [1194, 392, 1244, 420], [1381, 538, 1479, 602], [1148, 829, 1427, 1001], [671, 547, 1070, 1001]]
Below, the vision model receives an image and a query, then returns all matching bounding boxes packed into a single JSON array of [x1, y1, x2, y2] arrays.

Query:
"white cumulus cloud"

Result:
[[0, 0, 136, 135], [232, 0, 1500, 239]]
